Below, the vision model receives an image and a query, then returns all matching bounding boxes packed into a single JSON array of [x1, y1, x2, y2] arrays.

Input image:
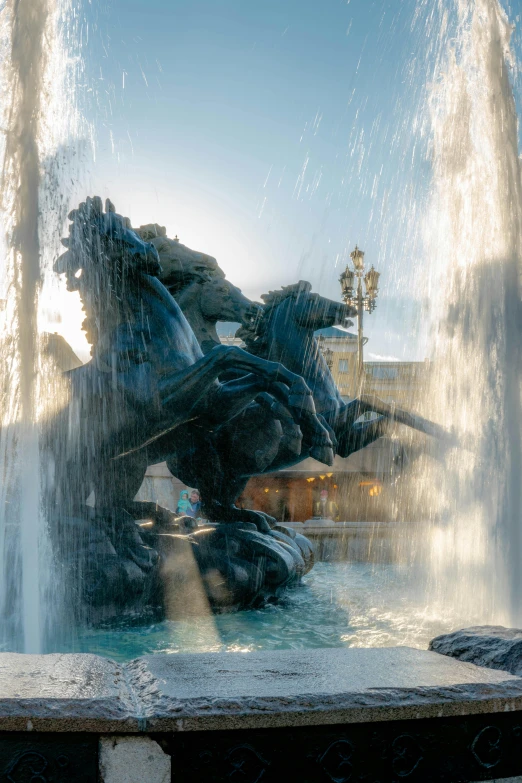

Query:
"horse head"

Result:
[[198, 276, 254, 323], [136, 223, 218, 289], [136, 224, 256, 328], [56, 197, 160, 286], [55, 197, 161, 348], [263, 280, 355, 332], [246, 281, 354, 343], [238, 280, 355, 369]]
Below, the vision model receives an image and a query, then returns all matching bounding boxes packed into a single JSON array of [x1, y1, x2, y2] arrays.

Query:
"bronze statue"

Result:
[[138, 230, 446, 504], [137, 223, 255, 354], [237, 280, 448, 455], [48, 199, 329, 618], [46, 200, 447, 621]]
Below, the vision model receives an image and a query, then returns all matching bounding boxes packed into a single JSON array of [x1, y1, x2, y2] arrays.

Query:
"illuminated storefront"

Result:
[[238, 437, 405, 523]]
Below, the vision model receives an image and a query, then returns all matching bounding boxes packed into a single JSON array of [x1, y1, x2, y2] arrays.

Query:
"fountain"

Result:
[[0, 0, 518, 645], [0, 0, 521, 780], [7, 192, 437, 632], [0, 0, 337, 643], [0, 0, 87, 654], [0, 31, 439, 637], [393, 0, 522, 632]]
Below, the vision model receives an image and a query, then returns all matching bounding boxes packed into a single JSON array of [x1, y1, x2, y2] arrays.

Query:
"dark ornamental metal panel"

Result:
[[0, 733, 98, 783], [164, 711, 522, 782]]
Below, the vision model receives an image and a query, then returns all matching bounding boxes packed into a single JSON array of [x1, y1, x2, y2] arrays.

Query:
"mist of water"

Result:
[[0, 0, 520, 655], [0, 0, 85, 652], [405, 0, 522, 626]]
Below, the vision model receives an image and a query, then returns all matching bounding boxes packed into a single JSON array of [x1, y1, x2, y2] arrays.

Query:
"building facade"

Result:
[[363, 360, 430, 412], [315, 326, 359, 400]]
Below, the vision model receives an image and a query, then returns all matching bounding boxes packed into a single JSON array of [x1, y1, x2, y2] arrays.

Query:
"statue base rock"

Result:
[[58, 510, 314, 624]]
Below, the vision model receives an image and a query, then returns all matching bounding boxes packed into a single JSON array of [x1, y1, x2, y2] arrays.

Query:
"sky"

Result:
[[48, 0, 522, 361]]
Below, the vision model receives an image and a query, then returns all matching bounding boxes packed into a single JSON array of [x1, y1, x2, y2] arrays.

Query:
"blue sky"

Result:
[[71, 0, 521, 360]]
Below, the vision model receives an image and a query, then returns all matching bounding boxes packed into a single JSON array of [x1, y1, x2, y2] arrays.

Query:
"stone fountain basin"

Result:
[[1, 646, 522, 781]]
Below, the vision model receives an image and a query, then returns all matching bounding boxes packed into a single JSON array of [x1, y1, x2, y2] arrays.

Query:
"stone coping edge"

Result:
[[2, 689, 521, 734], [0, 648, 521, 733], [140, 689, 522, 733]]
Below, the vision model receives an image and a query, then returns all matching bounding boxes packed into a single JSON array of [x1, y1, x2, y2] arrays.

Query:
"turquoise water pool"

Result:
[[55, 562, 468, 661]]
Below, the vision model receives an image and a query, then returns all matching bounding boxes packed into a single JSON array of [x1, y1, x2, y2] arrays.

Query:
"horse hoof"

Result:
[[310, 445, 334, 466]]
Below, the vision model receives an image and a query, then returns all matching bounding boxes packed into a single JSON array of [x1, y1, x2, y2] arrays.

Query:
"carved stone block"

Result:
[[0, 733, 97, 783], [164, 711, 522, 782]]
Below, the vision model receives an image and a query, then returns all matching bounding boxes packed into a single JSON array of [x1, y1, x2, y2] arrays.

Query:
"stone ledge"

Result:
[[126, 647, 522, 732], [430, 626, 522, 677], [0, 654, 137, 732], [0, 647, 521, 734]]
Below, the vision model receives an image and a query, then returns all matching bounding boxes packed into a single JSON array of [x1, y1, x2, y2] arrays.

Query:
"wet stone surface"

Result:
[[0, 648, 522, 734], [0, 654, 136, 732], [0, 649, 520, 780], [430, 626, 522, 677], [125, 646, 522, 732]]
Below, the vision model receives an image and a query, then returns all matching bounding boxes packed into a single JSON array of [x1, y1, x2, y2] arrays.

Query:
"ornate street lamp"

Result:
[[364, 266, 380, 312], [339, 246, 380, 391], [339, 266, 355, 301]]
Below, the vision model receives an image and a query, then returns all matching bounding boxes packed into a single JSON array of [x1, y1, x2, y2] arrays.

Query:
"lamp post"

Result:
[[339, 246, 380, 392]]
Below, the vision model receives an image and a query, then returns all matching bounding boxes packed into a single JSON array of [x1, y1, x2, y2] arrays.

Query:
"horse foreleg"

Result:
[[259, 383, 335, 466], [338, 395, 453, 442], [158, 344, 309, 428], [336, 415, 389, 458], [184, 346, 334, 466], [334, 395, 454, 459]]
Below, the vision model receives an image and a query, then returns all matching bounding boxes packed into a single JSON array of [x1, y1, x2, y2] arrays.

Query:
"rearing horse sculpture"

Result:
[[137, 223, 254, 354], [130, 228, 342, 518], [47, 198, 335, 614], [133, 232, 445, 523], [51, 200, 334, 511], [236, 280, 448, 457]]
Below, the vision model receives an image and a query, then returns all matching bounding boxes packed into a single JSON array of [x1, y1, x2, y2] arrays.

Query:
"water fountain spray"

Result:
[[0, 0, 85, 652], [416, 0, 522, 625]]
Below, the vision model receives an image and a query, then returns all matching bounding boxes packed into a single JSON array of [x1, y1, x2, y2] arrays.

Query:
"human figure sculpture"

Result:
[[48, 197, 331, 619]]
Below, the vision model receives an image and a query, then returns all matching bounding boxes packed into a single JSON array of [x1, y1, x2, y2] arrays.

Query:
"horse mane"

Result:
[[55, 197, 161, 351], [260, 280, 312, 310], [135, 225, 224, 295], [137, 223, 168, 242], [237, 280, 313, 355]]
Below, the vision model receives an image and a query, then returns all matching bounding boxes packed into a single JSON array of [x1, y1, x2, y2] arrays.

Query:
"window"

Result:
[[369, 366, 398, 380], [338, 359, 350, 373]]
